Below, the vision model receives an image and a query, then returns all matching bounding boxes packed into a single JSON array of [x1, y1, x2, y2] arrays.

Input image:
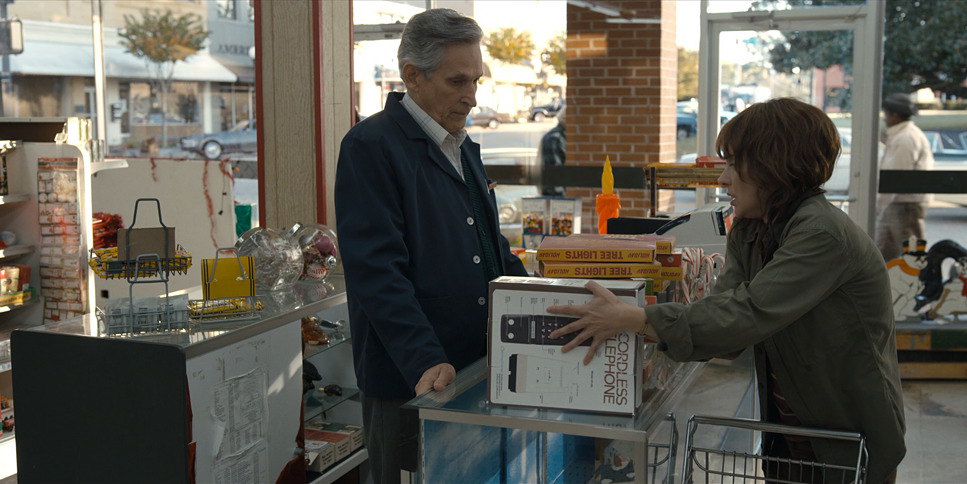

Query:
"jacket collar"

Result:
[[384, 92, 480, 184]]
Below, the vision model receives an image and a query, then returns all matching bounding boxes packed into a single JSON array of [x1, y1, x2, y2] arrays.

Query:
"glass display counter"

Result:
[[11, 278, 347, 483], [407, 357, 707, 484]]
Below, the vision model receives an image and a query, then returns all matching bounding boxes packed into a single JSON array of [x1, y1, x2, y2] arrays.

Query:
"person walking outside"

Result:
[[875, 92, 934, 262], [539, 106, 566, 196]]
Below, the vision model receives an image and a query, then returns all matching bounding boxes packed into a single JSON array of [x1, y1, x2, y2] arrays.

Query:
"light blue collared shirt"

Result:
[[400, 93, 468, 181]]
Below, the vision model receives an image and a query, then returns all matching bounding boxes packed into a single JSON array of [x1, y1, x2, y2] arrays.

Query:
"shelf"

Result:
[[0, 294, 39, 314], [304, 386, 360, 423], [303, 331, 350, 359], [0, 429, 13, 446], [308, 447, 368, 484], [0, 194, 29, 206], [0, 245, 34, 260]]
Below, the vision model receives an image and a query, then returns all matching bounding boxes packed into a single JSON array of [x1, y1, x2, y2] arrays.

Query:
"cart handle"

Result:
[[688, 415, 865, 443], [682, 414, 867, 484]]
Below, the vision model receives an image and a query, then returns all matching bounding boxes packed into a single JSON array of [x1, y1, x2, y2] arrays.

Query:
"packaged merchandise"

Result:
[[487, 276, 654, 415], [521, 196, 582, 249]]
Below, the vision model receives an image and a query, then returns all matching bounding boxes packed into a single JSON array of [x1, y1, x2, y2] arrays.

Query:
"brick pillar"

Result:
[[566, 0, 677, 233]]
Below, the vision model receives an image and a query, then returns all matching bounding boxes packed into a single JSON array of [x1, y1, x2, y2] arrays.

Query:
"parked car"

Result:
[[466, 106, 516, 129], [924, 130, 967, 158], [675, 104, 738, 140], [528, 98, 565, 122], [179, 119, 257, 159]]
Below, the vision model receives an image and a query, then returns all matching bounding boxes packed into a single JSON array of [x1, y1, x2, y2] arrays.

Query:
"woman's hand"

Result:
[[545, 280, 645, 365]]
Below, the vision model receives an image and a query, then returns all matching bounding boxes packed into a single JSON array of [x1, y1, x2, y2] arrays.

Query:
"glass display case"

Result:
[[11, 277, 357, 483], [407, 357, 707, 484]]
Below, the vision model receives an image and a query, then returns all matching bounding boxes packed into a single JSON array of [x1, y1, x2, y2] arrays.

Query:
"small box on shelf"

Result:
[[521, 196, 583, 249]]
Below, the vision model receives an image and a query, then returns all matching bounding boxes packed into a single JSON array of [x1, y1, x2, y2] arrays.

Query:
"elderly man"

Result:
[[334, 8, 527, 483], [875, 92, 934, 262]]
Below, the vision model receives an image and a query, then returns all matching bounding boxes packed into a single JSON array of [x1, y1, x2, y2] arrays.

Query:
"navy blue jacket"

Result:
[[334, 92, 527, 399]]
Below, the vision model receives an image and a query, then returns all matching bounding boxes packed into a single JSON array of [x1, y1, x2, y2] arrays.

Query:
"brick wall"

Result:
[[565, 0, 678, 233]]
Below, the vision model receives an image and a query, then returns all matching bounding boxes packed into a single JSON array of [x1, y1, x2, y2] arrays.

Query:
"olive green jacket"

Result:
[[646, 195, 905, 483]]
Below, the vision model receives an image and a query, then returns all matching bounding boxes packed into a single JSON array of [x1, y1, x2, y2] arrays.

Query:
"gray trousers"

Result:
[[361, 393, 418, 484], [875, 202, 926, 262]]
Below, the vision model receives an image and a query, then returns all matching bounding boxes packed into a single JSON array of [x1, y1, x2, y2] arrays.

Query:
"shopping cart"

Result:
[[681, 415, 867, 484], [647, 413, 680, 484]]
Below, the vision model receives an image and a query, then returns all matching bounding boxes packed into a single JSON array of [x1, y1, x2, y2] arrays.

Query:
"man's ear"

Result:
[[401, 63, 421, 92]]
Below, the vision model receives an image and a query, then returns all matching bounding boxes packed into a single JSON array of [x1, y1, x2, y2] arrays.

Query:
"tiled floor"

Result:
[[897, 379, 967, 483]]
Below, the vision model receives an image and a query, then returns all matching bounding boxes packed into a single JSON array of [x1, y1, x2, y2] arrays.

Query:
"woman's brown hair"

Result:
[[715, 97, 842, 225]]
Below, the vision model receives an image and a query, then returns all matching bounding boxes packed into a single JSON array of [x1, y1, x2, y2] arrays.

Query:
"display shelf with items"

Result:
[[300, 303, 368, 484]]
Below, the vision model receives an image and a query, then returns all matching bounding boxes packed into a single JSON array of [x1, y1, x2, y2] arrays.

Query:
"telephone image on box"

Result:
[[499, 314, 590, 346], [508, 354, 580, 394]]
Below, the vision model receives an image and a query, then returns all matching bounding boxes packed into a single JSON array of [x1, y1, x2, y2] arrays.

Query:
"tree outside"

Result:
[[484, 27, 536, 66], [678, 47, 698, 100], [119, 9, 209, 148], [753, 0, 967, 104], [544, 31, 566, 77]]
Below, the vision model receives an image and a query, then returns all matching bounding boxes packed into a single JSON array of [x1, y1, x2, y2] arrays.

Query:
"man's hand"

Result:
[[414, 362, 456, 396]]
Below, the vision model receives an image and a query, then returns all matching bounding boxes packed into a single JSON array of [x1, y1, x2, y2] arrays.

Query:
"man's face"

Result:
[[883, 110, 903, 128], [403, 42, 482, 133]]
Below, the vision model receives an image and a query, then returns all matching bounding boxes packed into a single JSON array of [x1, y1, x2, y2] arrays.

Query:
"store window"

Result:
[[216, 0, 236, 20]]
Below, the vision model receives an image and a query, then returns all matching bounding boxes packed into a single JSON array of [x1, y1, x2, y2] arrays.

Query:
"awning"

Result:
[[213, 57, 256, 84], [9, 40, 238, 83]]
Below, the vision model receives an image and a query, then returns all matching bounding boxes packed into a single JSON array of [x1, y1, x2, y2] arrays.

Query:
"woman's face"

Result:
[[718, 159, 766, 221]]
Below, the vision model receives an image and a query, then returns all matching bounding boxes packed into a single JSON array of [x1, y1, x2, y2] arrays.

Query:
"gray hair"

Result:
[[397, 8, 483, 77]]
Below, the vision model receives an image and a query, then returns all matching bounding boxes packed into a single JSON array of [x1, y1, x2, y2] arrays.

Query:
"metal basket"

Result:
[[682, 415, 867, 484]]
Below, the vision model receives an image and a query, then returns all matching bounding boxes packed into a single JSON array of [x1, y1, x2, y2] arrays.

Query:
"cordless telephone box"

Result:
[[487, 276, 650, 415]]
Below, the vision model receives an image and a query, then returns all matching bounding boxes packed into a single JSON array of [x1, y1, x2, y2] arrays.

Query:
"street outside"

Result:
[[228, 115, 966, 250]]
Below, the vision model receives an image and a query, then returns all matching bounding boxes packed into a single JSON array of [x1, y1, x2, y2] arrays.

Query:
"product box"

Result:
[[305, 440, 335, 472], [536, 234, 659, 263], [305, 428, 351, 461], [522, 196, 583, 249], [305, 418, 364, 451], [538, 260, 661, 280], [487, 276, 649, 415]]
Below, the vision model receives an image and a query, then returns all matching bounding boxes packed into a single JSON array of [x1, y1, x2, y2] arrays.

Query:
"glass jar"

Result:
[[285, 223, 340, 283], [234, 226, 304, 291]]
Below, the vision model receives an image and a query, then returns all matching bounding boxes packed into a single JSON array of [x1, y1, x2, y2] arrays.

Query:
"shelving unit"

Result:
[[301, 301, 369, 484]]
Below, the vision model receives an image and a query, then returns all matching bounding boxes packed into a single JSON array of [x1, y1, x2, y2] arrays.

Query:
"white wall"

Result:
[[91, 158, 236, 306]]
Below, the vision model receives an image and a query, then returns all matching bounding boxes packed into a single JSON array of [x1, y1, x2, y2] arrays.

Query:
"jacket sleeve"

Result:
[[645, 223, 855, 362], [334, 133, 449, 389]]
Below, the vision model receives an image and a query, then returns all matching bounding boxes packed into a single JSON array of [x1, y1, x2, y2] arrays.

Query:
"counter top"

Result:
[[18, 277, 347, 359], [407, 357, 705, 440]]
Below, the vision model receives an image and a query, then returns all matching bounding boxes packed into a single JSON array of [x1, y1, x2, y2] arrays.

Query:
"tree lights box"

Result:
[[521, 197, 582, 250], [487, 276, 649, 415]]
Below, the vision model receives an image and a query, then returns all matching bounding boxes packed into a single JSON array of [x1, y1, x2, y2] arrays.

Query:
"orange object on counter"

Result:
[[595, 156, 620, 234]]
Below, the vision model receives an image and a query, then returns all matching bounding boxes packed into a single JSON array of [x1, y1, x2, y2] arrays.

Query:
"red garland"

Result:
[[201, 159, 217, 250]]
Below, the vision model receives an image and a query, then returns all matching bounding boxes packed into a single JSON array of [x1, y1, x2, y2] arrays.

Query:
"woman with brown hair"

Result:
[[547, 98, 905, 483]]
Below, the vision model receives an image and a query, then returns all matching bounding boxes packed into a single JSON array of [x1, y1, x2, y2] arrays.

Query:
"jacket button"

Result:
[[466, 217, 474, 225], [473, 255, 481, 264], [477, 297, 486, 305]]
